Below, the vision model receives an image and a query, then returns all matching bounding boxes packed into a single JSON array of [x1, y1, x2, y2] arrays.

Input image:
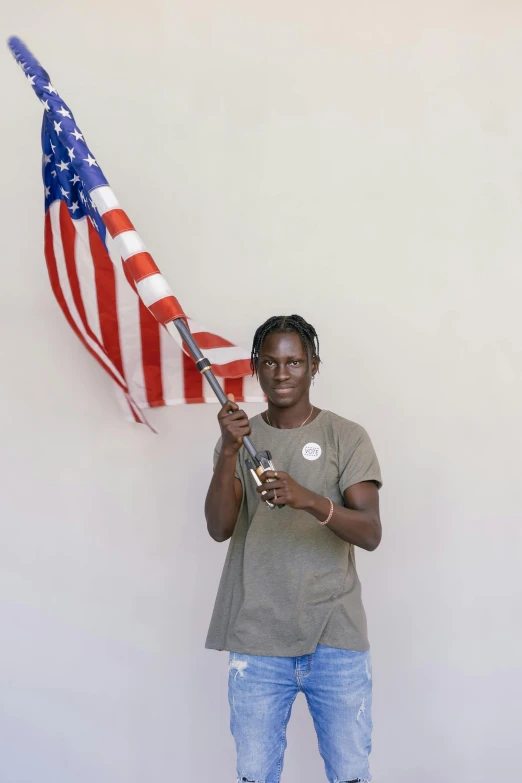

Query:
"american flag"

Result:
[[8, 37, 261, 427]]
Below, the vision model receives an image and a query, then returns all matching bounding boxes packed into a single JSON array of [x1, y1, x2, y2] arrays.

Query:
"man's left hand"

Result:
[[256, 470, 312, 510]]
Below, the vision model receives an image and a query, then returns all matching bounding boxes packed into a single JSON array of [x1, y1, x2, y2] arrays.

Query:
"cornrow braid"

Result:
[[250, 314, 321, 376]]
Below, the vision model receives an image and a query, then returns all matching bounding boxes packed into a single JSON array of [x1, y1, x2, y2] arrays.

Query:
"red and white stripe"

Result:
[[90, 184, 185, 325], [44, 195, 262, 423]]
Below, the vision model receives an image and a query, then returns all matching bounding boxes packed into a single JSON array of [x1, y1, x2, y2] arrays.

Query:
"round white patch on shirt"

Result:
[[302, 442, 322, 461]]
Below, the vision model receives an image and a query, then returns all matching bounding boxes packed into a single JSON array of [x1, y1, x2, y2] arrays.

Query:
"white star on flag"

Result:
[[45, 186, 51, 197], [57, 106, 72, 118], [83, 154, 98, 167], [43, 153, 52, 165], [70, 128, 84, 141], [60, 186, 69, 199], [69, 201, 80, 214], [67, 146, 75, 160], [70, 174, 80, 185], [53, 120, 63, 134], [57, 160, 69, 171], [44, 82, 57, 94], [27, 73, 36, 85], [41, 99, 50, 111]]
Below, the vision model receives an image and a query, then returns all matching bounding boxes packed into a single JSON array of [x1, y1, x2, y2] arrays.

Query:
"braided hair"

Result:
[[250, 315, 321, 376]]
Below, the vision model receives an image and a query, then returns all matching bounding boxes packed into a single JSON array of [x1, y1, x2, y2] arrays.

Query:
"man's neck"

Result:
[[266, 399, 315, 429]]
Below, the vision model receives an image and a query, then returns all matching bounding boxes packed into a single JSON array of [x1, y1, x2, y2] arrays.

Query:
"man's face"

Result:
[[257, 331, 316, 408]]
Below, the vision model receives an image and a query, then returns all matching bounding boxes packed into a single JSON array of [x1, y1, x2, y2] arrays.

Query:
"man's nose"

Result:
[[274, 363, 291, 380]]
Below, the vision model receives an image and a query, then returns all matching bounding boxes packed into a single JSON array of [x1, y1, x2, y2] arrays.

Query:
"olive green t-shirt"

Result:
[[205, 410, 382, 657]]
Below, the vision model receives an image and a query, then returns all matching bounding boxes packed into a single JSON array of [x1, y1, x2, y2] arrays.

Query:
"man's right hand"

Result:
[[218, 394, 251, 456]]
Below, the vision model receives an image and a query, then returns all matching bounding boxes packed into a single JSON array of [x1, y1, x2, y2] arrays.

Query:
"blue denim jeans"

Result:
[[228, 645, 372, 783]]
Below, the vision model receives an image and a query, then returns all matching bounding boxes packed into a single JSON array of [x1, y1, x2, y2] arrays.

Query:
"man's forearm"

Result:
[[205, 452, 242, 542], [303, 492, 381, 551]]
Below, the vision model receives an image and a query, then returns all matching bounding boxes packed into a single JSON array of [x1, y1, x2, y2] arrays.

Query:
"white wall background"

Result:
[[1, 2, 521, 781]]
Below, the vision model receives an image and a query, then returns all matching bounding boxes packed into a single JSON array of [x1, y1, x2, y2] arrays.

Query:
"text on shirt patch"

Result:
[[302, 442, 322, 461]]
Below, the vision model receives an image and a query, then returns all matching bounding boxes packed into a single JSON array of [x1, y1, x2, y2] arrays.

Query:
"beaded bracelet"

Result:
[[318, 498, 334, 525]]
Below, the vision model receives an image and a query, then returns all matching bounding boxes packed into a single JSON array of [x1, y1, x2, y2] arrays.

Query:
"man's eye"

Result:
[[265, 360, 274, 366], [290, 361, 300, 366]]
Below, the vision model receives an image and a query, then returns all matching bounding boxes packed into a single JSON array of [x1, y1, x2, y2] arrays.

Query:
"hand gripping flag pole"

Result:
[[8, 36, 281, 508]]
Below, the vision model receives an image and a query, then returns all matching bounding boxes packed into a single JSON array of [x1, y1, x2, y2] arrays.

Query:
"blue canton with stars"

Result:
[[9, 36, 110, 246]]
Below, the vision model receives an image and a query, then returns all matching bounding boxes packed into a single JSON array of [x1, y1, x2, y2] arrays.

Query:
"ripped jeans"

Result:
[[228, 645, 372, 783]]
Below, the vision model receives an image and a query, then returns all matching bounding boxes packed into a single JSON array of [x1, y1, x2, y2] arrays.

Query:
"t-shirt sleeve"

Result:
[[213, 436, 243, 484], [339, 424, 382, 493]]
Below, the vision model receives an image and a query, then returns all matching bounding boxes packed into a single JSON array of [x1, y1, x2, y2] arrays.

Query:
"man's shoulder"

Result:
[[320, 410, 368, 441], [247, 412, 265, 432]]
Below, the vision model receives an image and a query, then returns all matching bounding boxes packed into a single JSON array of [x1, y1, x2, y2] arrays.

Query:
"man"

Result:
[[205, 314, 382, 783]]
